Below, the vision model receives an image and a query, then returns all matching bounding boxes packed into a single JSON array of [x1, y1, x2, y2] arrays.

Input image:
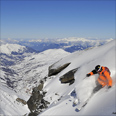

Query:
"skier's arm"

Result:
[[86, 70, 97, 77]]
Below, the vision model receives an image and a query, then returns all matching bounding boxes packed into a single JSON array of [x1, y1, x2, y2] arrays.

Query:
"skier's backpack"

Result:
[[103, 67, 111, 75]]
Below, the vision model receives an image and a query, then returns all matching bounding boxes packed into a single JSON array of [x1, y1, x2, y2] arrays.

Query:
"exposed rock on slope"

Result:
[[59, 67, 79, 84], [27, 81, 49, 116], [48, 59, 79, 84], [16, 98, 27, 105], [48, 62, 71, 76]]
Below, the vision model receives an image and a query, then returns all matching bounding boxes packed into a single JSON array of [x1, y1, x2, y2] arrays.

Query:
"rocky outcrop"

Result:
[[37, 80, 44, 91], [16, 98, 27, 105], [27, 81, 49, 116], [59, 68, 79, 85], [27, 63, 78, 115], [48, 60, 79, 85], [48, 62, 71, 76]]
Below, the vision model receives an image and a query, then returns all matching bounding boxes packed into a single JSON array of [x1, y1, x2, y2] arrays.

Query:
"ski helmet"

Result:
[[95, 65, 102, 72]]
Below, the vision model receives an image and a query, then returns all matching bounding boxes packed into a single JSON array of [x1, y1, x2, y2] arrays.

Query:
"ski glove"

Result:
[[86, 74, 91, 77], [108, 86, 111, 89]]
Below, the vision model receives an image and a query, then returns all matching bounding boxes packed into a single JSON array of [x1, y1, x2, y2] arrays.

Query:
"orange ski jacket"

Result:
[[88, 66, 112, 87]]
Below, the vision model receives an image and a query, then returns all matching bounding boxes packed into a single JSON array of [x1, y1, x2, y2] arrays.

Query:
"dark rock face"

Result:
[[48, 60, 79, 85], [59, 68, 79, 84], [27, 81, 50, 116], [28, 112, 37, 116], [16, 98, 27, 105], [37, 80, 44, 91], [48, 62, 71, 76]]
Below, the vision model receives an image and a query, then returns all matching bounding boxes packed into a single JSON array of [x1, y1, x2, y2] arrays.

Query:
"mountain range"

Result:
[[1, 37, 113, 52]]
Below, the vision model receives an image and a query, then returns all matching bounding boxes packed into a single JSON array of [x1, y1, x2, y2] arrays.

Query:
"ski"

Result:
[[75, 93, 93, 111], [74, 86, 111, 111]]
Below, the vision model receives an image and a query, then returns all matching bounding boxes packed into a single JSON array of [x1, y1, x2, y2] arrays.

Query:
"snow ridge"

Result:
[[1, 44, 26, 54]]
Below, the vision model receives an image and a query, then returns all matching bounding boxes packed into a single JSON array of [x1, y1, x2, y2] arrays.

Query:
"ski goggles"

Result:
[[96, 66, 102, 72]]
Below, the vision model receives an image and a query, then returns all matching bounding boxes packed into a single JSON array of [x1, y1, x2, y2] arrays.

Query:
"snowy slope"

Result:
[[1, 44, 26, 54], [0, 43, 37, 55], [0, 40, 115, 115], [39, 39, 116, 116], [10, 49, 70, 94], [0, 43, 38, 66], [0, 48, 70, 115], [0, 85, 30, 115]]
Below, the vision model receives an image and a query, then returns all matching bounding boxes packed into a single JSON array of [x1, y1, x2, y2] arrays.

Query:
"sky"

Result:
[[1, 0, 116, 39]]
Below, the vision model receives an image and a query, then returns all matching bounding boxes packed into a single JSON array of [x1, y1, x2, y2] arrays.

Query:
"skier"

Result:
[[86, 65, 112, 93], [73, 65, 113, 111]]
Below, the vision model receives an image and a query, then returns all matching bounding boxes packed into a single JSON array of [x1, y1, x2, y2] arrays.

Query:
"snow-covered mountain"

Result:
[[1, 38, 113, 52], [38, 39, 115, 116], [0, 43, 38, 66], [0, 48, 70, 115], [0, 43, 37, 55], [0, 39, 115, 115], [0, 85, 30, 115], [9, 49, 70, 94]]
